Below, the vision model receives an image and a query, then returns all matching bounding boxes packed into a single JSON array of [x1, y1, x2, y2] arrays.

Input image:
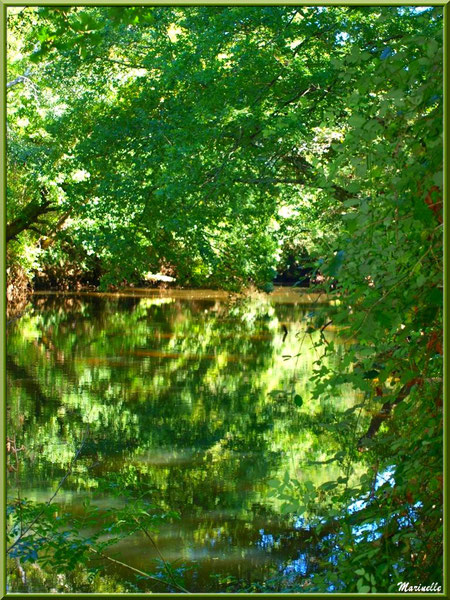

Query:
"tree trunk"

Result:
[[6, 189, 59, 243]]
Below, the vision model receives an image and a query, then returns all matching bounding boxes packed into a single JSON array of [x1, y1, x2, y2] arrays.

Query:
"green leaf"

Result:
[[320, 481, 339, 491], [357, 578, 370, 593], [432, 171, 443, 187], [429, 287, 442, 307], [324, 251, 345, 277], [294, 394, 303, 407], [348, 114, 365, 128], [416, 274, 426, 287]]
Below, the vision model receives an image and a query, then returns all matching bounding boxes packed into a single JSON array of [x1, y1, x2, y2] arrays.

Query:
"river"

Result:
[[7, 288, 363, 593]]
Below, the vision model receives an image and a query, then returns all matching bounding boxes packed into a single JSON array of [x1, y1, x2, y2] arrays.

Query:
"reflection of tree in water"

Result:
[[9, 294, 284, 449], [7, 293, 358, 589]]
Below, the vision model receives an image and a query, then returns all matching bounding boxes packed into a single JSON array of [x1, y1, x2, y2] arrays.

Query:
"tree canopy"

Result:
[[8, 6, 442, 290]]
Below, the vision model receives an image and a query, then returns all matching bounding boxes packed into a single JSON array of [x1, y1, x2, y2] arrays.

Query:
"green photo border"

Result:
[[1, 1, 447, 598]]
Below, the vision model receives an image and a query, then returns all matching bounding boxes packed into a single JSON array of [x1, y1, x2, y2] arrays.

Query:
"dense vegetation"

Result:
[[7, 6, 443, 594]]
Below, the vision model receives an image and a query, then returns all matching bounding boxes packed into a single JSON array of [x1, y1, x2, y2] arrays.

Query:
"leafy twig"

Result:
[[132, 516, 190, 593], [7, 432, 88, 553], [345, 246, 433, 342], [88, 546, 190, 594]]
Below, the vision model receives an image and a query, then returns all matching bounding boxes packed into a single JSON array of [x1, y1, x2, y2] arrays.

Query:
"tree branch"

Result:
[[6, 188, 61, 243], [88, 546, 190, 593], [7, 70, 36, 94], [132, 516, 190, 593], [7, 76, 29, 90], [357, 378, 422, 449]]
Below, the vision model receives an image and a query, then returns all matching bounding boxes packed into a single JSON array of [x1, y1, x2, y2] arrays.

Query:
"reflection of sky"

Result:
[[291, 464, 417, 560], [375, 465, 395, 490], [347, 466, 396, 514], [348, 497, 368, 513], [282, 552, 308, 577], [293, 515, 327, 530], [257, 529, 275, 550], [293, 516, 311, 530], [352, 520, 383, 543], [345, 467, 426, 544]]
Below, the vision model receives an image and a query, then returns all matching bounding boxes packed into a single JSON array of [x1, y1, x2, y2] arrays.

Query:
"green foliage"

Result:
[[6, 5, 443, 594], [7, 470, 187, 593]]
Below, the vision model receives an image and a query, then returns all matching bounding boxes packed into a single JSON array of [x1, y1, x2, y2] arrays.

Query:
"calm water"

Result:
[[7, 288, 360, 593]]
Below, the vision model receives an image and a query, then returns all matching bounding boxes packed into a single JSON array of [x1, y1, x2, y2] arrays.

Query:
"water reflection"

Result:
[[7, 288, 359, 592]]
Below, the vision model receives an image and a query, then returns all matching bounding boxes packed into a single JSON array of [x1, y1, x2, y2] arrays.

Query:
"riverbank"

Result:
[[6, 264, 32, 320], [8, 276, 331, 320], [30, 285, 332, 306]]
